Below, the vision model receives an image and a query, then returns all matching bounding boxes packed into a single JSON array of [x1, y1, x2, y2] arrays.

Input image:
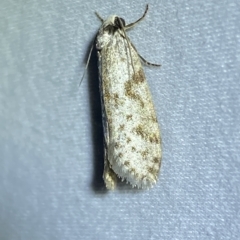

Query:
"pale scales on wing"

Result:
[[96, 5, 162, 189]]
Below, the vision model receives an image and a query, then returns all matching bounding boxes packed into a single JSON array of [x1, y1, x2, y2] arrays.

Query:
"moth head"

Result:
[[103, 15, 126, 32]]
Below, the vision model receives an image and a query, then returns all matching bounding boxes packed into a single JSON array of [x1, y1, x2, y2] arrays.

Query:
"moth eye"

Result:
[[114, 17, 125, 28], [119, 18, 126, 27]]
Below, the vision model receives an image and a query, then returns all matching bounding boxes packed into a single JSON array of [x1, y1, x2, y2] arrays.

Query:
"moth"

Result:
[[87, 5, 162, 189]]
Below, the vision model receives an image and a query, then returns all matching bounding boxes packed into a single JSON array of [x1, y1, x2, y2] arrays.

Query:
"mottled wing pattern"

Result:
[[98, 30, 161, 189]]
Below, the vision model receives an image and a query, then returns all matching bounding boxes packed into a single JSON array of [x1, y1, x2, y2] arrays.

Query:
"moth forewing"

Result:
[[96, 5, 161, 189]]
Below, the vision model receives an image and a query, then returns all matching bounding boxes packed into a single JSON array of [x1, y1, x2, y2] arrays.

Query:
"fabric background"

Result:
[[0, 0, 239, 239]]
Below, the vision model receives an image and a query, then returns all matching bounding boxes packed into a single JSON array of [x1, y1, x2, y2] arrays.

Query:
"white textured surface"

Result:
[[0, 0, 240, 240]]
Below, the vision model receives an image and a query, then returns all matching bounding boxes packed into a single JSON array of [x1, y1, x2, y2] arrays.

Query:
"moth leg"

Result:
[[129, 39, 161, 66]]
